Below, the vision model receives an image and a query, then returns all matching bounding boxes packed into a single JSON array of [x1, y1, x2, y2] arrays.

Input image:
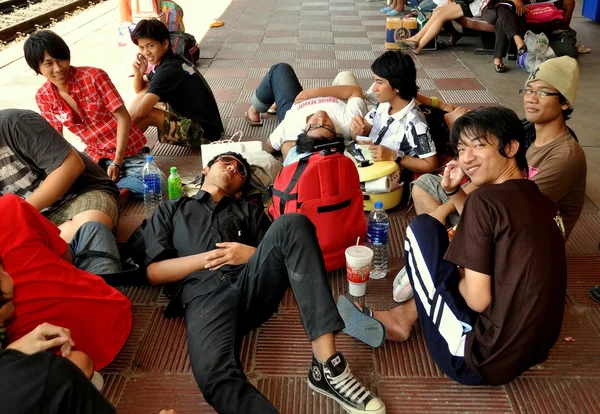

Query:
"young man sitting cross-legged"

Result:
[[341, 107, 567, 385], [140, 151, 386, 414]]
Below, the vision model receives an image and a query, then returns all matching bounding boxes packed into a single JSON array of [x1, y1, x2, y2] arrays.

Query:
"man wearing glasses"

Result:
[[519, 56, 586, 240], [140, 151, 385, 414], [410, 56, 585, 239], [245, 63, 367, 165]]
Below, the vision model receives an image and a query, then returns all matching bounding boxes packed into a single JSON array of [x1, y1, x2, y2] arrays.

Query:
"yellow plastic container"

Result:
[[356, 161, 403, 212]]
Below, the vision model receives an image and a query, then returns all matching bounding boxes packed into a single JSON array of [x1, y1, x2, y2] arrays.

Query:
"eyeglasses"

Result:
[[305, 123, 336, 135], [216, 155, 247, 178], [518, 89, 561, 98]]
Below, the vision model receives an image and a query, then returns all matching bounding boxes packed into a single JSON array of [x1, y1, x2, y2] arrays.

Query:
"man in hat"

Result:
[[411, 56, 586, 240]]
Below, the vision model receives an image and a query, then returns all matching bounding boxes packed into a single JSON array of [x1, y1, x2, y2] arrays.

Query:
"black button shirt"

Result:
[[144, 190, 271, 306]]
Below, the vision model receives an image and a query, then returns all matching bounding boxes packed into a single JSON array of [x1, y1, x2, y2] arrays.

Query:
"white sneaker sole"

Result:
[[307, 379, 386, 414]]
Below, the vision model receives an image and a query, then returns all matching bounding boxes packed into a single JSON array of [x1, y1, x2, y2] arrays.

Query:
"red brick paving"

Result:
[[107, 0, 600, 412]]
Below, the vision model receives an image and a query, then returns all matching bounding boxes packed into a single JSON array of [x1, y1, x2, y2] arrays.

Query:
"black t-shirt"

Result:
[[0, 109, 118, 211], [147, 51, 224, 140], [445, 179, 567, 385], [0, 349, 115, 414], [144, 190, 271, 309]]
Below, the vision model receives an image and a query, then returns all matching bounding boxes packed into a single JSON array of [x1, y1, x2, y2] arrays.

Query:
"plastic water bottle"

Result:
[[167, 166, 183, 200], [142, 155, 163, 217], [366, 201, 389, 279]]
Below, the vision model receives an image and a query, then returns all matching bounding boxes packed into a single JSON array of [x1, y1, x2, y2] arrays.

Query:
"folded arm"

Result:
[[147, 242, 256, 286]]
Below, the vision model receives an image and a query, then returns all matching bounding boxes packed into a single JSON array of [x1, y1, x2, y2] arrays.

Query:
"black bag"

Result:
[[549, 30, 578, 59], [170, 31, 200, 64], [419, 105, 453, 157]]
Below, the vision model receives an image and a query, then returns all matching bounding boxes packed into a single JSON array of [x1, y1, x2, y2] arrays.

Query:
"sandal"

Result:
[[577, 43, 591, 54], [447, 32, 463, 47], [494, 63, 507, 73], [397, 39, 418, 50], [244, 111, 263, 126], [336, 295, 386, 348]]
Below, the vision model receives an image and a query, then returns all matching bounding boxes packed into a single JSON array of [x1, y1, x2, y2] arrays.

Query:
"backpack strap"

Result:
[[374, 117, 395, 146], [273, 155, 311, 215]]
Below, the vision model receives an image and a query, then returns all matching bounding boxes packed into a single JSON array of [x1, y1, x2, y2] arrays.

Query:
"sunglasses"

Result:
[[216, 155, 247, 178], [305, 123, 336, 135]]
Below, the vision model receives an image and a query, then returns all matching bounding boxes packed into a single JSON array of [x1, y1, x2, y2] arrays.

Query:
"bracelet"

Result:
[[444, 186, 460, 196], [109, 162, 122, 171], [431, 96, 439, 109]]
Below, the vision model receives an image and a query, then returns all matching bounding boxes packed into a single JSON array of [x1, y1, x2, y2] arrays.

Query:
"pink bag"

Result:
[[525, 2, 564, 24]]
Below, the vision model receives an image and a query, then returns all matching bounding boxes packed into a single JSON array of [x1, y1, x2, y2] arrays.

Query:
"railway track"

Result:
[[0, 0, 102, 44]]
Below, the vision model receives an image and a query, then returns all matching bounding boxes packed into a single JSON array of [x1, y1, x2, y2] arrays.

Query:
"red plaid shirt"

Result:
[[35, 66, 146, 163]]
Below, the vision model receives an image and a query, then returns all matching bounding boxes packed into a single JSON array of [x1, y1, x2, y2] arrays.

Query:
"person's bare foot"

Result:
[[247, 105, 261, 123], [376, 301, 417, 342], [356, 300, 417, 342]]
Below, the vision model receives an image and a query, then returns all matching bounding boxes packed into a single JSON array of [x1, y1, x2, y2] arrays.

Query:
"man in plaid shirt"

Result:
[[24, 30, 160, 199]]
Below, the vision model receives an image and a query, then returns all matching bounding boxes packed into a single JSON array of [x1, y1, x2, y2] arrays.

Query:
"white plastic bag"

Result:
[[517, 31, 556, 73]]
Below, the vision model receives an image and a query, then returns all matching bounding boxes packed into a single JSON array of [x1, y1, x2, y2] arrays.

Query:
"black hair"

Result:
[[451, 106, 529, 177], [200, 151, 252, 196], [130, 19, 171, 46], [370, 50, 418, 101], [296, 132, 345, 154], [23, 30, 70, 74], [558, 93, 574, 120]]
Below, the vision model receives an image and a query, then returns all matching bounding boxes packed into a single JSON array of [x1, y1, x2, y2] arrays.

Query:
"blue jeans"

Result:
[[99, 151, 167, 200], [250, 63, 303, 122], [418, 0, 438, 13], [69, 221, 121, 275]]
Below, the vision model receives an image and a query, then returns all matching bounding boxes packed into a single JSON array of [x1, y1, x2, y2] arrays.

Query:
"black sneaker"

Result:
[[308, 352, 385, 414]]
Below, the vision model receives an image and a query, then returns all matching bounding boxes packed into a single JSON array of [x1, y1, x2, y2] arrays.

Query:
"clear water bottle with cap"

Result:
[[142, 155, 163, 218], [366, 201, 389, 279]]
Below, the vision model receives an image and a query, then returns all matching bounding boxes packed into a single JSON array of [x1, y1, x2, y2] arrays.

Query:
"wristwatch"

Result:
[[109, 161, 122, 171], [395, 150, 405, 164]]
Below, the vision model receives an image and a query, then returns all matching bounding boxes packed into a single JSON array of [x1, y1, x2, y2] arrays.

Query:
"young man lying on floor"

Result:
[[339, 106, 567, 386], [139, 151, 385, 414], [0, 195, 132, 398], [245, 62, 368, 164]]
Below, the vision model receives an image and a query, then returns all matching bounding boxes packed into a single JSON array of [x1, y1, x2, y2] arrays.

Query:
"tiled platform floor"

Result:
[[103, 1, 600, 412], [0, 0, 596, 412]]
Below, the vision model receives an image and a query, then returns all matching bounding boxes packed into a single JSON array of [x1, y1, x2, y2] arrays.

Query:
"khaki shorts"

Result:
[[46, 190, 119, 228], [162, 104, 208, 149], [411, 174, 461, 228]]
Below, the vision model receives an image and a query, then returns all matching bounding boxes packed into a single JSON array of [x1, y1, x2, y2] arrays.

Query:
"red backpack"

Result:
[[268, 150, 367, 271]]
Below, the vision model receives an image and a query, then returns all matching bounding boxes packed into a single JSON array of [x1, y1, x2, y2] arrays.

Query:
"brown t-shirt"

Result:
[[527, 132, 586, 239], [445, 179, 567, 385]]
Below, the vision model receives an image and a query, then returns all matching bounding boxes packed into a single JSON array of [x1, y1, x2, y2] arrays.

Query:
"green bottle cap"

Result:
[[170, 166, 178, 174]]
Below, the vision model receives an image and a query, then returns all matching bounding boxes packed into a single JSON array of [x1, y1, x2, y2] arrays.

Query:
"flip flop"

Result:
[[244, 111, 263, 126], [337, 295, 386, 348], [209, 20, 224, 28], [397, 39, 418, 50]]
